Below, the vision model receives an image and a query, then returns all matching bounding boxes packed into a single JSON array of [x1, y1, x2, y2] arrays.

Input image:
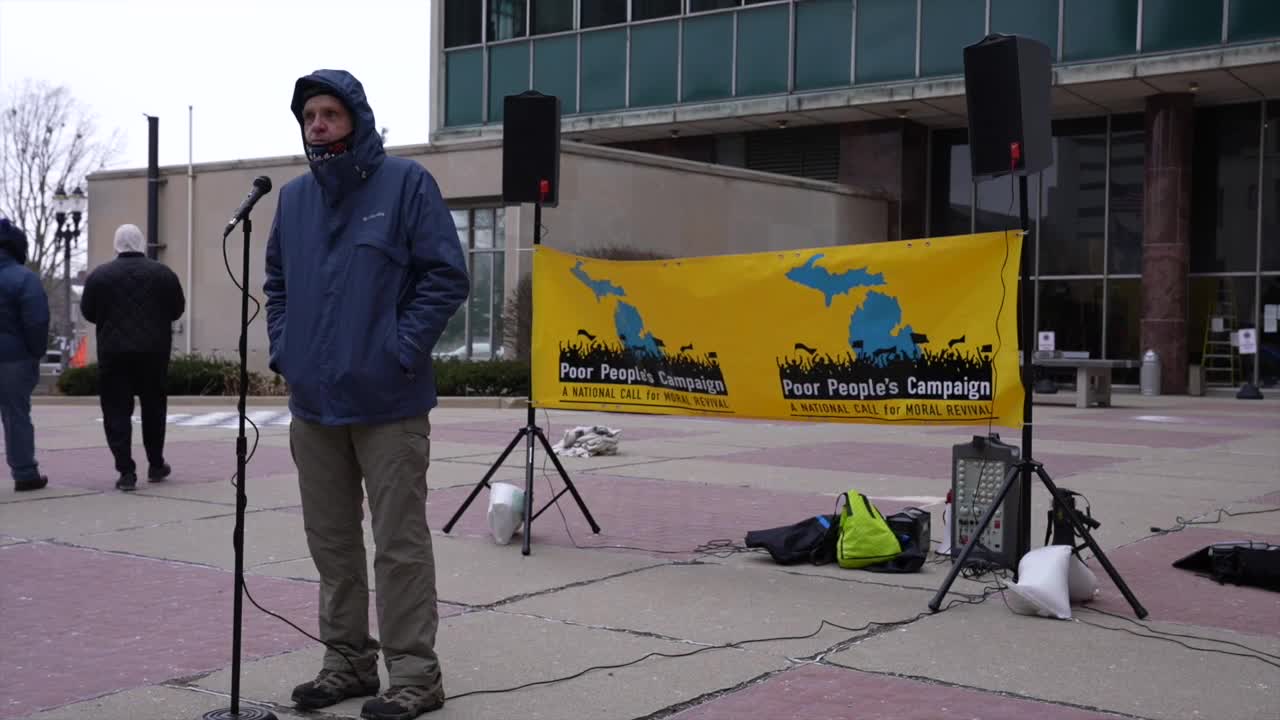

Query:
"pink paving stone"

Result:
[[1246, 490, 1280, 506], [25, 440, 298, 491], [429, 421, 696, 445], [0, 543, 463, 720], [425, 473, 912, 559], [929, 424, 1242, 448], [713, 441, 1120, 479], [669, 664, 1122, 720], [1085, 527, 1280, 637]]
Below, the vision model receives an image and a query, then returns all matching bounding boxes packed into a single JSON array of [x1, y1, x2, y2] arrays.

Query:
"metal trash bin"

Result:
[[1140, 349, 1161, 396]]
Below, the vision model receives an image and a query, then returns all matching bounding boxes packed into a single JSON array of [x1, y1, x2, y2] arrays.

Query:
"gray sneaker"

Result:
[[360, 684, 445, 719], [291, 668, 380, 710]]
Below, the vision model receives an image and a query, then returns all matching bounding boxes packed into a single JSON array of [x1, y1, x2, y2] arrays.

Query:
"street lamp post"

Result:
[[51, 185, 87, 371]]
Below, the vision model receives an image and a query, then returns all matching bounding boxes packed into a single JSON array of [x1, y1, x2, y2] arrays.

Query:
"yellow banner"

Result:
[[531, 231, 1024, 426]]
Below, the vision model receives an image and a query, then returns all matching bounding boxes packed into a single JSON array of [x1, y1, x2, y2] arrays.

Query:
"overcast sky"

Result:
[[0, 0, 434, 172]]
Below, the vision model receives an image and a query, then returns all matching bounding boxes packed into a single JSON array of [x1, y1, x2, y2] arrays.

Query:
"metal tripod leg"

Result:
[[1034, 464, 1148, 619], [442, 427, 527, 534], [529, 425, 603, 533]]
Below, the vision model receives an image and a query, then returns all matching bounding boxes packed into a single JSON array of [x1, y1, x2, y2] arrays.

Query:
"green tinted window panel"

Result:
[[795, 0, 853, 91], [682, 13, 734, 102], [990, 0, 1059, 54], [1063, 0, 1138, 61], [630, 21, 679, 107], [920, 0, 985, 77], [736, 4, 789, 97], [488, 42, 531, 122], [445, 49, 483, 126], [1228, 0, 1280, 43], [1143, 0, 1222, 53], [534, 36, 578, 113], [581, 29, 627, 112], [856, 0, 918, 83]]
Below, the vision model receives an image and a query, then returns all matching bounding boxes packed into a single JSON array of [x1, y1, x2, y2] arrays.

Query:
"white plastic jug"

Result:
[[487, 482, 526, 545]]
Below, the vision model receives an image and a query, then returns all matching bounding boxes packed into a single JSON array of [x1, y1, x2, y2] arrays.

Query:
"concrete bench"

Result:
[[1031, 353, 1140, 408]]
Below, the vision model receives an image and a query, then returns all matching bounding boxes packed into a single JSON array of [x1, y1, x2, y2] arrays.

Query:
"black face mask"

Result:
[[306, 136, 352, 164]]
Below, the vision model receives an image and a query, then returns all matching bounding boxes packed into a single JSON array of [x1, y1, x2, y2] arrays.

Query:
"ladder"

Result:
[[1201, 286, 1238, 387]]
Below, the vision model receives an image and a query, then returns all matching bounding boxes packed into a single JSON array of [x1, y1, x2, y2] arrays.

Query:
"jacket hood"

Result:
[[290, 69, 386, 202]]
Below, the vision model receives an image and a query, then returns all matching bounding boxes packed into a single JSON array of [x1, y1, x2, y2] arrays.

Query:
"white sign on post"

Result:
[[1212, 317, 1225, 332], [1038, 331, 1056, 352], [1238, 328, 1257, 355]]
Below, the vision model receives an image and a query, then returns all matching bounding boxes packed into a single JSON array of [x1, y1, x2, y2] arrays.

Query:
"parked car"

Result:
[[40, 350, 62, 376]]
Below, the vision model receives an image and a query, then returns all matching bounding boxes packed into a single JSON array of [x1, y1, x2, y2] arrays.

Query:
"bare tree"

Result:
[[0, 79, 124, 344]]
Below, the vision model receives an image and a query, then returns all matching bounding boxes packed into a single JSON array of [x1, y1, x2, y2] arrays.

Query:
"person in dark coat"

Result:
[[0, 217, 50, 492], [79, 223, 185, 491], [264, 69, 469, 719]]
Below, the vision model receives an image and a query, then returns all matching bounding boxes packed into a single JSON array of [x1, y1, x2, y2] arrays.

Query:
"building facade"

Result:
[[432, 0, 1280, 392]]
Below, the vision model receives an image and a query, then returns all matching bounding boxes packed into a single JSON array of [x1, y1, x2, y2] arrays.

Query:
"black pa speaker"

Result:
[[962, 33, 1052, 178], [502, 91, 561, 207]]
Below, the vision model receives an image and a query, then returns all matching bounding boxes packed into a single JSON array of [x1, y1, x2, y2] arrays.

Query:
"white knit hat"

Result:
[[113, 224, 146, 254]]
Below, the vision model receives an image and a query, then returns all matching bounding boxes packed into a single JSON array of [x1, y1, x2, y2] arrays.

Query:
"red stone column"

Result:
[[1141, 93, 1194, 394]]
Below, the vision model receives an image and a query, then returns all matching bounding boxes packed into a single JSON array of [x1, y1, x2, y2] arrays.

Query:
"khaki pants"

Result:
[[290, 413, 441, 689]]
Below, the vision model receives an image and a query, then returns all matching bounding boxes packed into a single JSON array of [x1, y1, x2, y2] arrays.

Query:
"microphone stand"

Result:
[[202, 216, 276, 720]]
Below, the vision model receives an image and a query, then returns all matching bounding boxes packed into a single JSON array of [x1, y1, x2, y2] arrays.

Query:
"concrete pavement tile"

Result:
[[135, 473, 301, 510], [828, 599, 1280, 720], [253, 533, 665, 607], [72, 509, 311, 570], [502, 563, 933, 658], [0, 542, 320, 720], [8, 685, 296, 720], [0, 485, 97, 504], [0, 492, 232, 542], [196, 611, 789, 720], [28, 440, 297, 490], [1086, 527, 1280, 636], [600, 458, 949, 499], [668, 663, 1126, 720]]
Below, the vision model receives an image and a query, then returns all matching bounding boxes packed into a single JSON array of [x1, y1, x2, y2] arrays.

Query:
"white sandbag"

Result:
[[552, 425, 621, 457], [1004, 545, 1073, 620], [487, 482, 525, 545], [1068, 553, 1100, 603]]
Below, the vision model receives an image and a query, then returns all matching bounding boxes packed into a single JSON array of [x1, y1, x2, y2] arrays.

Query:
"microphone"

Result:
[[223, 176, 273, 238]]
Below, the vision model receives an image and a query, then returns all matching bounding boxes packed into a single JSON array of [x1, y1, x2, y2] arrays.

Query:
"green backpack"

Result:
[[836, 490, 903, 569]]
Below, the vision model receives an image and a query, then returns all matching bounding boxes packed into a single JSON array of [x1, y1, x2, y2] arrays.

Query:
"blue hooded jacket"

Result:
[[0, 219, 50, 363], [264, 70, 470, 425]]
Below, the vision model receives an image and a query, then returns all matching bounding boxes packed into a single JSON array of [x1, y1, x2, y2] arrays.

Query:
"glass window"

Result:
[[919, 0, 984, 77], [928, 129, 973, 238], [1142, 0, 1221, 53], [690, 0, 740, 11], [736, 3, 789, 97], [1191, 102, 1262, 273], [444, 0, 482, 47], [580, 29, 627, 112], [444, 49, 484, 126], [1062, 0, 1138, 62], [488, 42, 532, 123], [1038, 279, 1104, 359], [633, 0, 682, 21], [630, 21, 679, 107], [533, 36, 577, 111], [1106, 278, 1141, 382], [1264, 101, 1280, 272], [532, 0, 573, 35], [581, 0, 627, 28], [973, 174, 1017, 234], [1108, 114, 1145, 275], [489, 0, 528, 41], [1260, 276, 1280, 383], [1187, 276, 1255, 384], [855, 0, 918, 84], [1039, 118, 1108, 276], [682, 13, 733, 102], [990, 0, 1059, 54], [440, 207, 507, 361], [1227, 0, 1280, 44], [795, 0, 853, 91]]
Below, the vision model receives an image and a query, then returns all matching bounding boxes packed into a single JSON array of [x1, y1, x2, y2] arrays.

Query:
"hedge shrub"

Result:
[[57, 353, 529, 397]]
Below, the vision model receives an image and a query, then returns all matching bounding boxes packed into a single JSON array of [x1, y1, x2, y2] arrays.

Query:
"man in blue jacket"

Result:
[[0, 217, 50, 492], [264, 70, 469, 720]]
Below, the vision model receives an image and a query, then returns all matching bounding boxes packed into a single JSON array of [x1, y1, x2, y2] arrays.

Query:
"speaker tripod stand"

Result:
[[927, 174, 1147, 620], [442, 188, 601, 555]]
